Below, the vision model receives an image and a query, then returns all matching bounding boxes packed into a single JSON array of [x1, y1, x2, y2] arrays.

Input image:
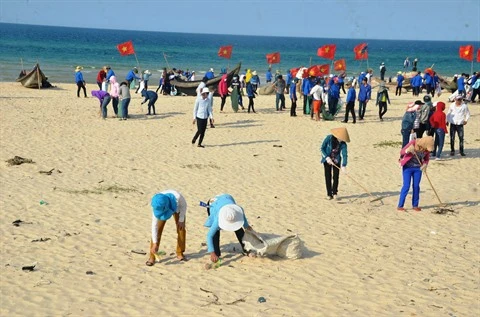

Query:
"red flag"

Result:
[[218, 45, 233, 59], [424, 68, 434, 76], [307, 64, 330, 77], [317, 44, 336, 60], [477, 48, 480, 62], [333, 59, 346, 71], [354, 43, 368, 60], [116, 41, 135, 56], [459, 45, 473, 61], [266, 52, 281, 64], [290, 67, 300, 77]]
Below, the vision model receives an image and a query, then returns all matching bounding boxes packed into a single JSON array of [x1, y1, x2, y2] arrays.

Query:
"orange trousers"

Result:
[[149, 212, 186, 257], [313, 100, 322, 114]]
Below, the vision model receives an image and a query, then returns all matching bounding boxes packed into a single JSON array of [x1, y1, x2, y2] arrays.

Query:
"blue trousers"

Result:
[[101, 95, 112, 119], [398, 166, 422, 208], [433, 128, 445, 157], [121, 98, 131, 119]]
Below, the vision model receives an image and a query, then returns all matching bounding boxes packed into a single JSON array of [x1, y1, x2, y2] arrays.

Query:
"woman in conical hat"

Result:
[[320, 127, 350, 200]]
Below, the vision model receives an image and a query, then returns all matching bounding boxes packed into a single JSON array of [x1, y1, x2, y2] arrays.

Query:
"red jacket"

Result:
[[429, 102, 447, 133]]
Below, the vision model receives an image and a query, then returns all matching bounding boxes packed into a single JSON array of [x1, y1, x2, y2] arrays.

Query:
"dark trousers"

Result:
[[344, 101, 356, 122], [206, 208, 246, 256], [248, 97, 255, 113], [358, 100, 367, 119], [97, 82, 102, 90], [378, 101, 387, 119], [112, 97, 119, 115], [396, 86, 402, 96], [450, 124, 465, 154], [147, 96, 157, 115], [76, 82, 87, 97], [328, 96, 338, 115], [290, 99, 297, 116], [275, 93, 285, 110], [303, 94, 310, 114], [121, 98, 130, 119], [340, 83, 346, 94], [324, 162, 340, 197], [471, 88, 479, 102], [192, 117, 208, 146], [220, 95, 227, 111], [415, 123, 429, 138]]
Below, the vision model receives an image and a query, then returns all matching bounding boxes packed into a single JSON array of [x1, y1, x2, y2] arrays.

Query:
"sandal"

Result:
[[145, 260, 155, 266]]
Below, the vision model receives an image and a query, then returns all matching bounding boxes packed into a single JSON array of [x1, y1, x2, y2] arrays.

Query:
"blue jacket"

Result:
[[457, 76, 465, 91], [358, 73, 366, 83], [320, 135, 348, 167], [346, 87, 356, 103], [411, 74, 422, 87], [141, 90, 158, 103], [75, 71, 84, 84], [329, 83, 340, 98], [204, 194, 250, 253], [358, 83, 371, 101], [397, 74, 404, 87], [424, 73, 432, 85], [126, 70, 140, 81], [286, 72, 293, 86], [106, 69, 115, 81], [266, 70, 272, 81], [302, 78, 313, 95], [205, 71, 214, 79], [246, 82, 255, 97], [289, 82, 297, 100]]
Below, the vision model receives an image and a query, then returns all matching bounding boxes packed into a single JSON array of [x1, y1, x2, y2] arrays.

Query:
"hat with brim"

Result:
[[415, 136, 434, 152], [75, 66, 83, 72], [455, 95, 463, 100], [331, 127, 350, 143], [145, 70, 151, 75], [218, 204, 244, 231], [201, 87, 210, 94], [252, 71, 257, 75], [151, 193, 177, 221]]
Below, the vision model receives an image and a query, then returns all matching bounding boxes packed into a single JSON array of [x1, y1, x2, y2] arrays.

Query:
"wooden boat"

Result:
[[170, 63, 241, 96], [16, 63, 52, 89]]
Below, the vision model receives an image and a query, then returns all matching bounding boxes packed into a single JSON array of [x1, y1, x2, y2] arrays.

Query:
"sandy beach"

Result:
[[0, 81, 479, 316]]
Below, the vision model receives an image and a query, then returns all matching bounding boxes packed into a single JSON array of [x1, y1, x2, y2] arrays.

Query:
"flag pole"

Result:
[[331, 60, 334, 74], [309, 56, 312, 67], [471, 60, 473, 75], [163, 52, 171, 70], [133, 53, 140, 69]]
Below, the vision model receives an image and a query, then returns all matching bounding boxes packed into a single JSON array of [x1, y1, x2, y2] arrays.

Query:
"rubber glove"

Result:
[[326, 157, 333, 165], [341, 166, 347, 174]]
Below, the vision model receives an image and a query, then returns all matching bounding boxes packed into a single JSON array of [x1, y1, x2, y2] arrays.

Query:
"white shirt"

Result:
[[196, 82, 206, 95], [193, 93, 214, 120], [309, 85, 323, 101], [365, 73, 372, 85], [151, 190, 187, 241], [447, 102, 470, 125]]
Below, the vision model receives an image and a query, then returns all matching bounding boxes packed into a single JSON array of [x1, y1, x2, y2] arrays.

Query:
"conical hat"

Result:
[[331, 127, 350, 143]]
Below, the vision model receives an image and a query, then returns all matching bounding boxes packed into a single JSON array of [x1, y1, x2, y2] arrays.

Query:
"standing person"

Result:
[[400, 100, 422, 147], [204, 193, 253, 264], [285, 69, 292, 94], [141, 90, 158, 115], [142, 70, 152, 90], [145, 190, 187, 266], [230, 74, 244, 112], [265, 68, 273, 83], [379, 62, 386, 81], [342, 82, 356, 123], [289, 78, 298, 117], [328, 77, 340, 116], [357, 77, 371, 120], [119, 81, 131, 120], [273, 75, 286, 111], [424, 71, 434, 96], [429, 101, 447, 160], [412, 58, 418, 72], [75, 66, 87, 98], [321, 127, 350, 200], [456, 73, 466, 98], [205, 68, 215, 79], [126, 67, 141, 87], [397, 136, 433, 211], [403, 57, 410, 70], [302, 76, 314, 115], [109, 76, 120, 117], [192, 87, 214, 148], [218, 73, 229, 112], [91, 89, 111, 119], [396, 71, 404, 96], [309, 79, 323, 121], [447, 95, 470, 156], [471, 72, 480, 102], [365, 69, 373, 85], [411, 71, 422, 96], [105, 65, 115, 84], [96, 67, 106, 90], [189, 70, 196, 81], [250, 70, 260, 92], [415, 95, 433, 138], [338, 72, 346, 94], [246, 81, 257, 113], [376, 82, 391, 121]]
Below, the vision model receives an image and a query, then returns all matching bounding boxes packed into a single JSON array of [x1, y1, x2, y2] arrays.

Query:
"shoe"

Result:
[[341, 120, 347, 123], [397, 207, 405, 212], [413, 207, 421, 212], [435, 157, 441, 161], [197, 145, 205, 148], [326, 195, 333, 200], [380, 118, 384, 121], [450, 151, 454, 156], [460, 152, 466, 156], [353, 121, 356, 124], [210, 125, 215, 128], [332, 195, 337, 200]]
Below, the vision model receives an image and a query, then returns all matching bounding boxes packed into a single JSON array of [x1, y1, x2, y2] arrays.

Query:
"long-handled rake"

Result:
[[331, 162, 384, 203]]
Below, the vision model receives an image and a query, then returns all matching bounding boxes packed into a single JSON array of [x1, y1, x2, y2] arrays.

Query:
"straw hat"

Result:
[[331, 127, 350, 143], [75, 66, 83, 72], [218, 204, 245, 231], [415, 136, 434, 152]]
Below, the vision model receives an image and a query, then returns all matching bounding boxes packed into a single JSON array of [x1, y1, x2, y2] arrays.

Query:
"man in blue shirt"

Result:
[[357, 77, 371, 120], [457, 73, 466, 98], [342, 82, 356, 123], [396, 71, 405, 96]]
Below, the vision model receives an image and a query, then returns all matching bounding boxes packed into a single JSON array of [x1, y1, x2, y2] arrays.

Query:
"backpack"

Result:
[[401, 111, 416, 130]]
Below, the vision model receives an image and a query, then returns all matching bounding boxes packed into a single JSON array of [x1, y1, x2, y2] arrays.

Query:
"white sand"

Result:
[[0, 82, 479, 316]]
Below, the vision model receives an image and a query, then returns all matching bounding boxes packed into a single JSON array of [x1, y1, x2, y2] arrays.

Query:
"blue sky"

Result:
[[1, 0, 479, 41]]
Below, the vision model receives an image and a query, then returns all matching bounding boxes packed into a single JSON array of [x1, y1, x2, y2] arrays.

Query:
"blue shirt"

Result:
[[397, 74, 404, 87], [193, 93, 213, 119], [106, 69, 115, 81], [126, 70, 140, 81], [346, 87, 356, 103], [204, 194, 250, 253], [205, 71, 214, 79], [329, 83, 340, 98], [302, 78, 313, 95], [358, 83, 371, 101], [289, 83, 297, 100], [457, 77, 465, 91], [75, 71, 84, 84], [266, 71, 272, 81]]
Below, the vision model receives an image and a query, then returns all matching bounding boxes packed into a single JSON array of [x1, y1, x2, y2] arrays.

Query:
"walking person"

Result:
[[75, 66, 87, 98], [119, 81, 131, 120], [429, 101, 447, 160], [320, 127, 350, 200], [396, 71, 404, 96], [379, 62, 386, 81], [141, 90, 158, 115], [203, 193, 253, 265], [376, 82, 390, 121], [273, 75, 286, 111], [289, 78, 298, 117], [415, 95, 433, 138], [246, 81, 257, 113], [357, 77, 371, 120], [192, 87, 214, 148], [145, 190, 187, 266], [397, 136, 433, 211], [218, 73, 229, 112], [342, 82, 356, 123], [309, 79, 323, 121], [91, 89, 111, 119], [447, 95, 470, 156]]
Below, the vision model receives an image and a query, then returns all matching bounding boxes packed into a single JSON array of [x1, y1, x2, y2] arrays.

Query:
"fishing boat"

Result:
[[16, 63, 53, 89], [170, 63, 241, 96]]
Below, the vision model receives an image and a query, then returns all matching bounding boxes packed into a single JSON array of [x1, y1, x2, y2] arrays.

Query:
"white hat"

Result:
[[201, 87, 210, 94], [145, 70, 151, 74], [218, 204, 245, 231], [252, 70, 257, 75], [209, 68, 214, 72]]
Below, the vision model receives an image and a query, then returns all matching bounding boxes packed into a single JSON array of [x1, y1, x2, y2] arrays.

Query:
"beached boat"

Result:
[[171, 63, 241, 96], [16, 64, 53, 89]]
